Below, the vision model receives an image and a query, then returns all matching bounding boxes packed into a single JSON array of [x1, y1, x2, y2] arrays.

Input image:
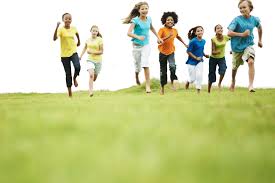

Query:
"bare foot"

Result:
[[135, 74, 141, 85], [68, 88, 72, 97], [171, 83, 176, 91], [218, 84, 222, 91], [89, 93, 94, 97], [249, 87, 255, 93], [229, 81, 235, 92], [185, 82, 190, 89], [160, 87, 164, 95], [197, 89, 200, 94], [73, 78, 78, 87]]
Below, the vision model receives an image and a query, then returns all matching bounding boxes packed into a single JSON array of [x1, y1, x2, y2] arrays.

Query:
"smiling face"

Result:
[[195, 27, 204, 39], [215, 25, 223, 35], [62, 13, 72, 27], [139, 4, 149, 17], [91, 26, 99, 38], [165, 16, 174, 28], [239, 1, 251, 17]]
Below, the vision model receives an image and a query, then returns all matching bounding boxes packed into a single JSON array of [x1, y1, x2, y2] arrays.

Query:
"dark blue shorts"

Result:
[[208, 57, 227, 83]]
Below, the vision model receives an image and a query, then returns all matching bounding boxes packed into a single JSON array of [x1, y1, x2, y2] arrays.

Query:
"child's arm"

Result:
[[228, 29, 250, 37], [187, 51, 201, 61], [53, 22, 61, 41], [76, 33, 81, 47], [150, 24, 163, 44], [79, 43, 87, 60], [176, 35, 188, 48], [257, 25, 263, 48], [88, 43, 103, 55], [211, 39, 220, 55], [127, 23, 145, 41], [204, 53, 210, 58]]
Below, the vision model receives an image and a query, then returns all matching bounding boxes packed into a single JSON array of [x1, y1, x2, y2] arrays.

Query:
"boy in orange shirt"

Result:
[[158, 12, 188, 95]]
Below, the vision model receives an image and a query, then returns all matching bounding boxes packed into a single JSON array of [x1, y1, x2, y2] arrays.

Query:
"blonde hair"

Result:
[[122, 2, 149, 24], [90, 25, 102, 38], [238, 0, 253, 11]]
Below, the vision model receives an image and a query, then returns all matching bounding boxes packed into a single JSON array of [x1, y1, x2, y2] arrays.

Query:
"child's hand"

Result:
[[196, 57, 202, 61], [242, 30, 250, 37], [258, 41, 263, 48], [204, 54, 210, 58], [87, 50, 93, 54], [138, 36, 145, 41], [157, 38, 163, 44], [57, 22, 61, 27]]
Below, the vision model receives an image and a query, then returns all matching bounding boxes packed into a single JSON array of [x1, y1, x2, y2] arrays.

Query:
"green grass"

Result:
[[1, 79, 275, 183]]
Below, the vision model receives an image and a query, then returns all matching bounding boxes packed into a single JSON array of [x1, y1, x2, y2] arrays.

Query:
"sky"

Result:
[[0, 0, 273, 93]]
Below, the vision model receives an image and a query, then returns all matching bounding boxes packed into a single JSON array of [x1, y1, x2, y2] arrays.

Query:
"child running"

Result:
[[185, 26, 209, 94], [208, 24, 230, 93], [228, 0, 263, 92], [79, 25, 103, 97], [53, 13, 81, 97], [123, 1, 163, 93], [158, 11, 188, 95]]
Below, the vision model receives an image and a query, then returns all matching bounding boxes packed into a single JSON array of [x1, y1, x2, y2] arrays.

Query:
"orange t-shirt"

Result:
[[158, 27, 178, 55]]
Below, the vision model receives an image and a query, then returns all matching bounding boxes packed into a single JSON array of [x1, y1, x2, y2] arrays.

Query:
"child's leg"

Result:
[[159, 53, 168, 94], [186, 64, 196, 89], [144, 67, 151, 93], [132, 46, 142, 85], [71, 53, 81, 87], [141, 45, 151, 93], [88, 69, 95, 96], [195, 62, 203, 91], [247, 57, 255, 92], [61, 57, 73, 97], [230, 52, 243, 91], [217, 58, 227, 89], [230, 69, 237, 91], [167, 53, 177, 90], [208, 57, 218, 93]]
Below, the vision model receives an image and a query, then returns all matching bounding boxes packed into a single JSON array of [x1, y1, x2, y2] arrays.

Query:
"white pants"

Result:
[[132, 44, 151, 73], [187, 62, 203, 90]]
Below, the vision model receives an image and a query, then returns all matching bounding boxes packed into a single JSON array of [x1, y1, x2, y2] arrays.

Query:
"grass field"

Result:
[[1, 80, 275, 183]]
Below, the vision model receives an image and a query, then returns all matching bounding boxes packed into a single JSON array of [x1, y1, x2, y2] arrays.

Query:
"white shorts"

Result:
[[132, 44, 151, 72], [242, 46, 255, 62], [86, 60, 102, 75]]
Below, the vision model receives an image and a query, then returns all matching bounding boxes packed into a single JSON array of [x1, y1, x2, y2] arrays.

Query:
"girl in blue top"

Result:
[[185, 26, 209, 94], [123, 2, 163, 93], [228, 0, 263, 92]]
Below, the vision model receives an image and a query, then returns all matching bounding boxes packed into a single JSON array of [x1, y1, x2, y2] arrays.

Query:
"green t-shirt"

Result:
[[211, 35, 230, 58]]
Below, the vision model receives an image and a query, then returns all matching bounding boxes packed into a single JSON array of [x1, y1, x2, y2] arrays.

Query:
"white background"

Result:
[[0, 0, 273, 93]]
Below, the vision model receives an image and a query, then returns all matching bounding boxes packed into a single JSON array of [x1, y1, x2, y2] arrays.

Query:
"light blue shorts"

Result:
[[86, 60, 102, 75]]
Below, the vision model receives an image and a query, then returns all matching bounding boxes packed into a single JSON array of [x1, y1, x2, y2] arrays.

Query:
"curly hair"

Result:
[[161, 12, 178, 25]]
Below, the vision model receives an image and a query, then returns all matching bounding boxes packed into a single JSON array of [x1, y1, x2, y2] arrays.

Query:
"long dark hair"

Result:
[[122, 2, 149, 24], [188, 26, 203, 40]]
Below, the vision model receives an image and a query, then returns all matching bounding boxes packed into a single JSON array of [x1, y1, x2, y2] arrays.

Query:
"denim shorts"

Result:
[[208, 57, 227, 83]]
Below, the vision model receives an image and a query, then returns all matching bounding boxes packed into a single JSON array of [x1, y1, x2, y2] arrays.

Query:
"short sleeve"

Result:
[[225, 35, 231, 41], [254, 16, 261, 28], [98, 38, 103, 45], [187, 40, 195, 52], [57, 28, 62, 37], [131, 17, 138, 24], [228, 17, 238, 31], [158, 28, 163, 38], [148, 16, 152, 24]]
